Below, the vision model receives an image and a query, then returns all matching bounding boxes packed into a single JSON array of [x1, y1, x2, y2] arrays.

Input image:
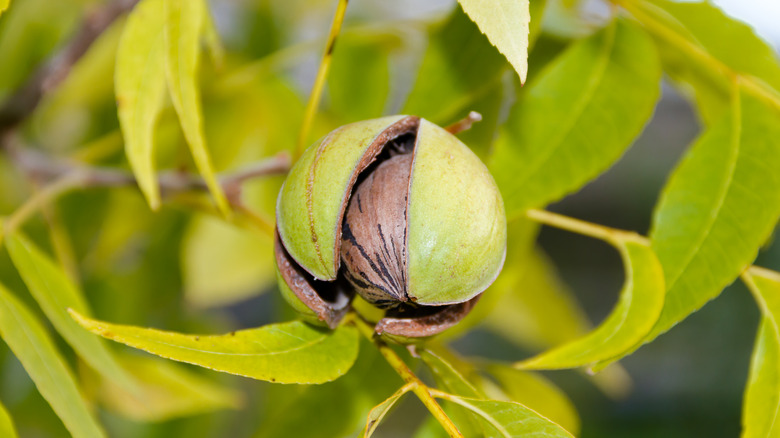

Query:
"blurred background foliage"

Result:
[[0, 0, 778, 436]]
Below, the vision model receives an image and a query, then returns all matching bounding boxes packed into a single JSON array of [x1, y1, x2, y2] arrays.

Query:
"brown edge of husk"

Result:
[[375, 293, 482, 338]]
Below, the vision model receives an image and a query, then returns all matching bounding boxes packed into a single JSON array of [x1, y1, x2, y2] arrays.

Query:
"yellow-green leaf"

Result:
[[182, 215, 275, 307], [0, 0, 9, 16], [5, 232, 136, 393], [0, 283, 105, 438], [116, 0, 167, 209], [516, 238, 664, 371], [201, 0, 224, 68], [741, 267, 780, 438], [163, 0, 229, 215], [0, 400, 18, 438], [365, 384, 415, 438], [490, 19, 661, 217], [432, 391, 574, 438], [457, 0, 530, 83], [71, 312, 360, 384], [646, 89, 780, 341], [93, 353, 242, 422]]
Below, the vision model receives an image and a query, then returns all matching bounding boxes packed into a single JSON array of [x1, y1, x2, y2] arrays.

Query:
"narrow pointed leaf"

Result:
[[365, 384, 416, 438], [94, 353, 242, 422], [421, 350, 482, 398], [116, 0, 167, 209], [0, 283, 105, 438], [71, 312, 360, 384], [490, 19, 661, 217], [517, 238, 664, 370], [200, 0, 224, 68], [741, 267, 780, 438], [433, 392, 574, 438], [0, 400, 17, 438], [5, 232, 136, 393], [163, 0, 229, 215], [457, 0, 529, 83], [646, 90, 780, 341]]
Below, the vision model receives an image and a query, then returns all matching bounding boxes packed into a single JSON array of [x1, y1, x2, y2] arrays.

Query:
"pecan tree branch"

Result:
[[0, 0, 139, 135]]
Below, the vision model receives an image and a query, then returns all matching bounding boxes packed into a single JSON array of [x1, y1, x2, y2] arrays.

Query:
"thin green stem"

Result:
[[525, 208, 648, 245], [294, 0, 349, 159], [617, 0, 780, 112], [348, 314, 464, 438]]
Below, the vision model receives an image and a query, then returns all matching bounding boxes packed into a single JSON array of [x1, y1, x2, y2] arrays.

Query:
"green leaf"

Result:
[[115, 0, 167, 209], [5, 232, 136, 393], [484, 364, 579, 435], [402, 6, 508, 125], [92, 353, 242, 422], [457, 0, 529, 83], [365, 384, 415, 438], [421, 350, 482, 398], [528, 0, 548, 49], [636, 0, 780, 124], [71, 312, 360, 384], [0, 400, 18, 438], [741, 267, 780, 438], [0, 283, 105, 438], [201, 0, 224, 68], [489, 19, 661, 217], [516, 237, 665, 371], [432, 392, 574, 438], [646, 89, 780, 341], [328, 33, 394, 122], [182, 215, 275, 307], [163, 0, 229, 215]]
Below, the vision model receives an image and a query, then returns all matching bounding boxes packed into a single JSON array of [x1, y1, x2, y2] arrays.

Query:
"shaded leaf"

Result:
[[328, 33, 394, 122], [458, 0, 529, 83], [489, 19, 661, 217], [741, 267, 780, 438], [402, 6, 508, 124], [528, 0, 548, 49], [5, 232, 136, 392], [163, 0, 229, 215], [484, 364, 579, 435], [646, 89, 780, 341], [0, 400, 17, 438], [93, 353, 241, 422], [0, 283, 105, 438], [365, 384, 415, 438], [517, 238, 664, 371], [72, 313, 360, 384], [115, 0, 167, 209], [182, 215, 275, 307], [635, 0, 780, 124], [433, 392, 574, 438]]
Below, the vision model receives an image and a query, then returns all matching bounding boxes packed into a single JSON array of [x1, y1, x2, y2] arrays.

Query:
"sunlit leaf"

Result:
[[0, 400, 17, 438], [364, 384, 415, 438], [163, 0, 229, 215], [432, 392, 574, 438], [0, 0, 9, 17], [634, 0, 780, 124], [182, 215, 275, 307], [72, 312, 360, 384], [741, 267, 780, 438], [92, 353, 241, 422], [201, 0, 224, 68], [115, 0, 167, 209], [421, 350, 482, 398], [0, 283, 105, 438], [646, 89, 780, 341], [5, 232, 136, 393], [402, 6, 508, 125], [517, 238, 664, 371], [489, 19, 661, 217], [458, 0, 529, 83], [484, 364, 579, 435]]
